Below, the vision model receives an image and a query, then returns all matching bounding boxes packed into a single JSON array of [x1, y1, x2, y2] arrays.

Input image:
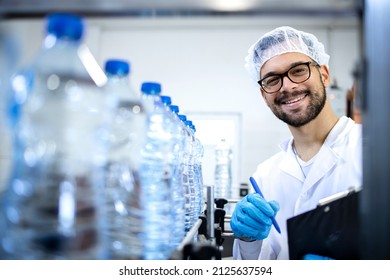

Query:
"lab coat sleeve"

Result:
[[232, 238, 278, 260], [232, 239, 262, 260]]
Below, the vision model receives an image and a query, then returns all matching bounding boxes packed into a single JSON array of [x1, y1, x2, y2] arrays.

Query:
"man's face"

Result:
[[259, 52, 330, 127]]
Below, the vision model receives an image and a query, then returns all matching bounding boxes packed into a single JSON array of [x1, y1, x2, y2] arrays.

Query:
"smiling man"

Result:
[[230, 26, 362, 259]]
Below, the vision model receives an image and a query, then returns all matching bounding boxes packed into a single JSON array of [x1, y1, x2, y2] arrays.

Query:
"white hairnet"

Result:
[[245, 26, 330, 82]]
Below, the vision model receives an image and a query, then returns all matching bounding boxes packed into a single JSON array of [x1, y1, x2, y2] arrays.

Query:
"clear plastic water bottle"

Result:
[[128, 82, 174, 260], [178, 114, 196, 232], [190, 123, 204, 217], [1, 13, 113, 259], [0, 27, 20, 258], [102, 59, 147, 259], [185, 120, 203, 222], [196, 136, 205, 215], [0, 27, 18, 194], [160, 97, 186, 250], [214, 138, 233, 200]]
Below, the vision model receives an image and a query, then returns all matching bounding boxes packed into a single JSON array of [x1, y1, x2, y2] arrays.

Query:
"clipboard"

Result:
[[287, 188, 361, 260]]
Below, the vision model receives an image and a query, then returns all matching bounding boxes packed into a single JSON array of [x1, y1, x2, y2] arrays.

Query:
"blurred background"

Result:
[[1, 0, 390, 259], [0, 0, 361, 197]]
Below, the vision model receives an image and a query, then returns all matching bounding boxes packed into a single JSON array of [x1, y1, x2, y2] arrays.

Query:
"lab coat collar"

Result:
[[324, 116, 356, 147], [278, 116, 355, 185], [278, 116, 354, 153]]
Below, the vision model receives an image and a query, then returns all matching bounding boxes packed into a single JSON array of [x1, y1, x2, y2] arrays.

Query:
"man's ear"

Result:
[[260, 87, 267, 99], [319, 65, 331, 87], [260, 89, 272, 108]]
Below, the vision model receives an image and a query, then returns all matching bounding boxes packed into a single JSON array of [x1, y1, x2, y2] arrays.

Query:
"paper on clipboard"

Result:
[[287, 188, 361, 260]]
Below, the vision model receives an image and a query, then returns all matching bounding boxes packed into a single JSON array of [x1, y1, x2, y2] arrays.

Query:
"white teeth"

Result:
[[285, 95, 305, 104]]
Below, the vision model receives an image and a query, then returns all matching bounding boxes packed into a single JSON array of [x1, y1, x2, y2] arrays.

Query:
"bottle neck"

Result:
[[43, 34, 81, 50], [106, 75, 143, 100], [141, 93, 163, 113]]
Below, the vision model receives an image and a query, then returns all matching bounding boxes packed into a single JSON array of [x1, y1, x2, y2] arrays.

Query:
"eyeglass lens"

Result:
[[260, 62, 312, 94]]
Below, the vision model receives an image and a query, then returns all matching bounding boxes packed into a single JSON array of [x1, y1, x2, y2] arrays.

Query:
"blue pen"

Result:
[[249, 176, 281, 234]]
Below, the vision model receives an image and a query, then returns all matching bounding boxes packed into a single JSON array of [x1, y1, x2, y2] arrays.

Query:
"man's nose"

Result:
[[280, 75, 297, 92]]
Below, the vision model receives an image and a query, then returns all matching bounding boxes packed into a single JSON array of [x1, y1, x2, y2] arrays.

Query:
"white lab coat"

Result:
[[232, 116, 362, 260]]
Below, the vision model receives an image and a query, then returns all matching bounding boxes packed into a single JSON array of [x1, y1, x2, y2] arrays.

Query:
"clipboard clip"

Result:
[[317, 186, 361, 207]]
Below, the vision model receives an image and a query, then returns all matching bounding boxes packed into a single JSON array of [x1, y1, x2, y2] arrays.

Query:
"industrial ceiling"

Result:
[[0, 0, 362, 18]]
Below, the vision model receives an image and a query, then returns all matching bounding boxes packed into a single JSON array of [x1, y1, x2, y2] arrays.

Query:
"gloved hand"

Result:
[[230, 193, 280, 241]]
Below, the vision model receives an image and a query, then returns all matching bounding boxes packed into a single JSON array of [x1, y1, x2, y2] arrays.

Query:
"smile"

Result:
[[282, 94, 307, 105]]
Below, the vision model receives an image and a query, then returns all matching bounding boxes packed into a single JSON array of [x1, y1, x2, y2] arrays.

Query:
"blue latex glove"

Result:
[[303, 254, 334, 260], [230, 193, 280, 241]]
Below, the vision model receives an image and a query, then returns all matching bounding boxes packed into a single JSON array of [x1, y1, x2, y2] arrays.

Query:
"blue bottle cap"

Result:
[[160, 95, 172, 105], [104, 59, 130, 76], [47, 13, 84, 41], [178, 114, 187, 122], [170, 105, 179, 113], [141, 82, 161, 95]]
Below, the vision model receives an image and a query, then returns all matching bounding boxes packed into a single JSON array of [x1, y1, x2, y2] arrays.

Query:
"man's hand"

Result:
[[230, 193, 279, 241]]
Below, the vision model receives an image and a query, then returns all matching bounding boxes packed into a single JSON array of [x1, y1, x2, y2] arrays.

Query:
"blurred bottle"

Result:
[[102, 59, 147, 259], [185, 120, 203, 222], [128, 82, 174, 260], [190, 122, 204, 217], [0, 25, 20, 259], [178, 114, 196, 232], [214, 138, 233, 200], [1, 13, 113, 259], [160, 97, 186, 251], [0, 27, 19, 195]]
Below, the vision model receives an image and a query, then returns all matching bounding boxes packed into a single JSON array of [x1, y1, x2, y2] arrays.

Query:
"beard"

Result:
[[268, 83, 327, 127]]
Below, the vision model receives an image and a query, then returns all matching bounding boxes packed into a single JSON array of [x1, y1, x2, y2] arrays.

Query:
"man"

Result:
[[230, 26, 362, 260]]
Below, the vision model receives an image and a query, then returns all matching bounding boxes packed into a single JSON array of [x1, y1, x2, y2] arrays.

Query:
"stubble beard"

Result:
[[269, 84, 327, 128]]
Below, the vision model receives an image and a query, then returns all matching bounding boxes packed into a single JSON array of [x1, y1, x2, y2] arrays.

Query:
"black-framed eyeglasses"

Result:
[[258, 61, 320, 94]]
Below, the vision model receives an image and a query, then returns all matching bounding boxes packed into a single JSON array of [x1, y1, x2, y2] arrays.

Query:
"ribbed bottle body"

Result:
[[103, 59, 147, 259], [161, 98, 186, 250], [127, 82, 174, 260]]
